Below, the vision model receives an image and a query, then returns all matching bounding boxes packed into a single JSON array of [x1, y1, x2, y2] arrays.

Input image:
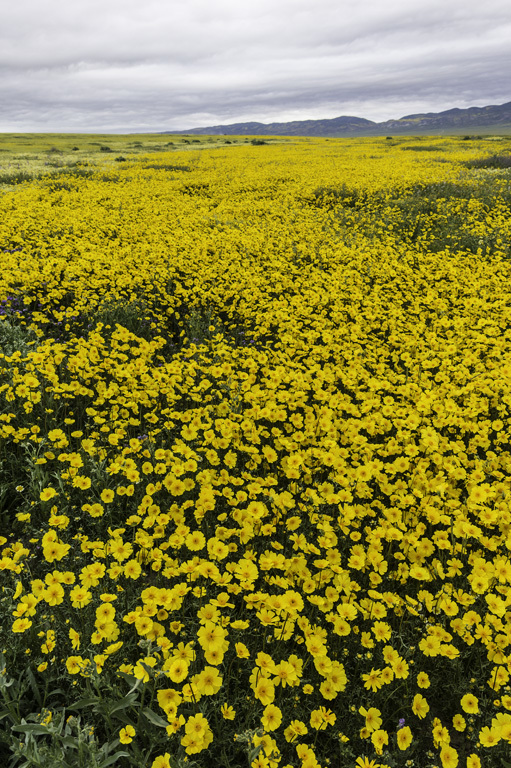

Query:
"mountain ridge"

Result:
[[163, 101, 511, 137]]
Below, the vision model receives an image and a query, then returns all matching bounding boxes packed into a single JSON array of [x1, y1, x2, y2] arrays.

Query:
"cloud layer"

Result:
[[1, 0, 510, 132]]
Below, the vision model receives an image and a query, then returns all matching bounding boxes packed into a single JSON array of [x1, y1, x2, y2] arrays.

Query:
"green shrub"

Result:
[[0, 171, 33, 185], [464, 154, 511, 169]]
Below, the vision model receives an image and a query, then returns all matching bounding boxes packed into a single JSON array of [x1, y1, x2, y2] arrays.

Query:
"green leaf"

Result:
[[116, 671, 140, 693], [107, 692, 138, 715], [25, 667, 42, 709], [501, 760, 511, 768], [48, 687, 66, 697], [69, 697, 100, 711], [141, 707, 169, 728], [98, 750, 130, 768], [60, 736, 79, 750], [55, 707, 66, 736], [12, 723, 52, 736], [139, 661, 156, 677], [249, 744, 263, 763]]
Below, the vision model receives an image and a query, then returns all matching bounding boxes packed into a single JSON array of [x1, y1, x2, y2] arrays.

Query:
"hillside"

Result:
[[164, 100, 511, 137]]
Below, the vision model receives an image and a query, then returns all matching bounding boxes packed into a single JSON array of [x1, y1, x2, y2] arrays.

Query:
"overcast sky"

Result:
[[1, 0, 510, 133]]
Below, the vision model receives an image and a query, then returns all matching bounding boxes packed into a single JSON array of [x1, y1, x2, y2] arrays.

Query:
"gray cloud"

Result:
[[1, 0, 510, 131]]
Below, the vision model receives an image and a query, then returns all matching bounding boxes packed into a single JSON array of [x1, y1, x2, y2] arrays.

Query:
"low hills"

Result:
[[163, 100, 511, 137]]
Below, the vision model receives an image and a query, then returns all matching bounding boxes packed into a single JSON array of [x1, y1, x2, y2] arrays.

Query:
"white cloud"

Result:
[[0, 0, 510, 131]]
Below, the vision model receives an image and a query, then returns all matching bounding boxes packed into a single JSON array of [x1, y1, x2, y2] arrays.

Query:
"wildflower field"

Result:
[[1, 132, 511, 768]]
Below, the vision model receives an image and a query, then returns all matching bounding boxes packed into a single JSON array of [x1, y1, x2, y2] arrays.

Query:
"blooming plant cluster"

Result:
[[0, 134, 511, 768]]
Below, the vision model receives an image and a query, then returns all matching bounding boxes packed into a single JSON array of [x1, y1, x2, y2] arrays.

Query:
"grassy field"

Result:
[[1, 133, 511, 768], [0, 133, 289, 189]]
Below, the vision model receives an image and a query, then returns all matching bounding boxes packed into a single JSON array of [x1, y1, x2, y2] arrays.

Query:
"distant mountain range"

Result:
[[163, 101, 511, 137]]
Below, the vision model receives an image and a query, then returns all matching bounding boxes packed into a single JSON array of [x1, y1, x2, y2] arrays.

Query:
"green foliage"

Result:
[[142, 164, 191, 172], [9, 714, 130, 768], [84, 299, 154, 342], [0, 171, 34, 185], [0, 317, 38, 358], [0, 646, 177, 767], [464, 154, 511, 169], [400, 145, 446, 152], [309, 183, 369, 209], [320, 176, 511, 260]]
